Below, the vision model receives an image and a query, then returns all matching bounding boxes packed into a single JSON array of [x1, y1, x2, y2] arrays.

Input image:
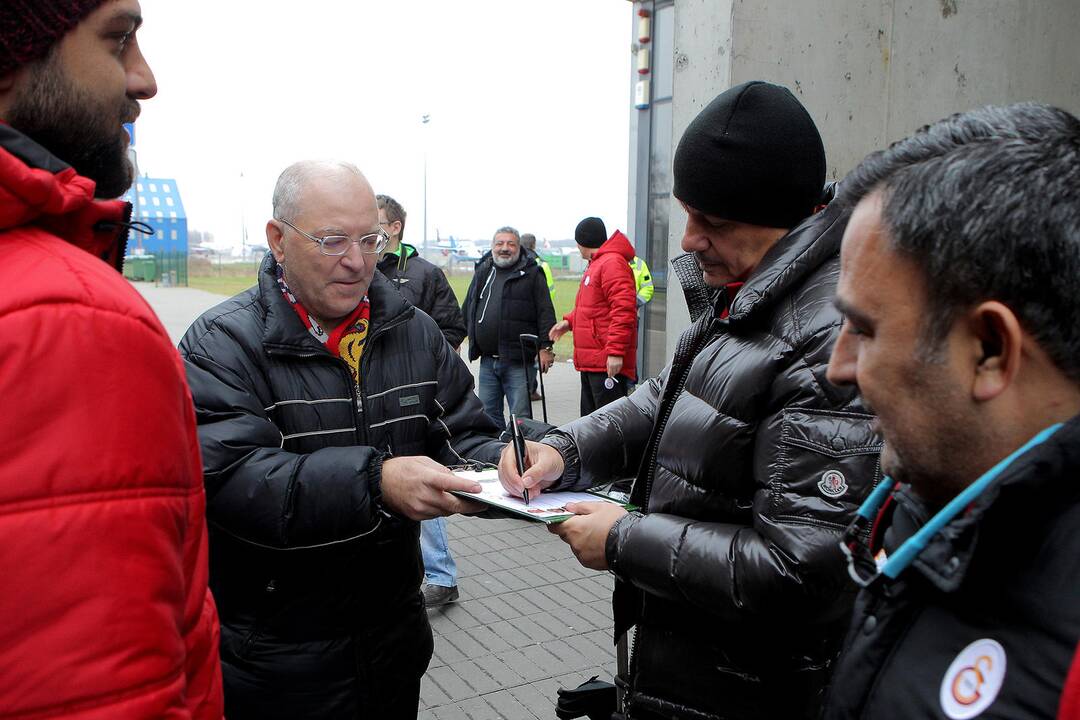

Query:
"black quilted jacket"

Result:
[[377, 243, 466, 348], [544, 201, 883, 720], [179, 254, 501, 719]]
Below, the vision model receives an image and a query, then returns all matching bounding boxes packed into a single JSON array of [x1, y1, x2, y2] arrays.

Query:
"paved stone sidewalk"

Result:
[[420, 515, 616, 719]]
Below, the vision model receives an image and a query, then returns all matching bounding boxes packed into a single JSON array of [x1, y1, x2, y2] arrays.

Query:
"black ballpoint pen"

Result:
[[510, 413, 530, 505]]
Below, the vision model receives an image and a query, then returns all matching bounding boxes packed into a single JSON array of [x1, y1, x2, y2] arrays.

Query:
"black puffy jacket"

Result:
[[377, 243, 466, 348], [178, 254, 501, 719], [544, 201, 883, 720], [463, 249, 556, 362], [824, 415, 1080, 720]]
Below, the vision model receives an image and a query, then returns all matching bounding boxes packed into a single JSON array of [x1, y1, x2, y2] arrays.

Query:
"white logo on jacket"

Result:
[[940, 638, 1007, 719], [818, 470, 847, 497], [584, 275, 591, 286]]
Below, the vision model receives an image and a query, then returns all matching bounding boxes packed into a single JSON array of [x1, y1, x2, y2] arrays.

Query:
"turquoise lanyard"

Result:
[[853, 423, 1063, 581]]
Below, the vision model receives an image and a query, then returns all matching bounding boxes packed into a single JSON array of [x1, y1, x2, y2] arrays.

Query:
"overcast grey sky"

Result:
[[134, 1, 633, 250]]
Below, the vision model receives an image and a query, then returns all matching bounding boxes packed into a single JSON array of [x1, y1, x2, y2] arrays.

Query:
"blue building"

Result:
[[120, 176, 188, 255]]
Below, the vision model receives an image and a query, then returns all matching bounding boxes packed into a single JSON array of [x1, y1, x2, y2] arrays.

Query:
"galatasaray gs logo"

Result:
[[939, 638, 1007, 719]]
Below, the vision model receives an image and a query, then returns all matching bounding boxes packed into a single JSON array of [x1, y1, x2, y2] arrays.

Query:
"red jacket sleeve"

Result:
[[600, 255, 638, 360]]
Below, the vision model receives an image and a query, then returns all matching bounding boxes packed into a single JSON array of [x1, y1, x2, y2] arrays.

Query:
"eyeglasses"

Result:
[[278, 217, 389, 256]]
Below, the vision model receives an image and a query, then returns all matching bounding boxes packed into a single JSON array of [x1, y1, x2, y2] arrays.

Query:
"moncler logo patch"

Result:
[[939, 639, 1007, 719], [818, 470, 847, 498], [584, 275, 591, 286]]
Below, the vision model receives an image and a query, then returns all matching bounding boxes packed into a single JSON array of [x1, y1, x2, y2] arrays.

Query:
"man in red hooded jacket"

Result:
[[0, 1, 223, 718], [550, 216, 639, 415]]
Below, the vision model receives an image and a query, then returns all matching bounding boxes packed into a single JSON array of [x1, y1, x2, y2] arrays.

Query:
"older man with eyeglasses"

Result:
[[179, 160, 503, 719]]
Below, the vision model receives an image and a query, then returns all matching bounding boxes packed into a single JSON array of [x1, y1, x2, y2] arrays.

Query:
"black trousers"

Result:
[[580, 371, 629, 416]]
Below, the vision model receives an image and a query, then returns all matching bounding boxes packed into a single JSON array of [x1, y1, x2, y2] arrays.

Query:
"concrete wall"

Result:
[[664, 0, 1080, 359]]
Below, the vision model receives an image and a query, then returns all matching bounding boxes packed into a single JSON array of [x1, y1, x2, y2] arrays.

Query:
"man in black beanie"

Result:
[[550, 216, 639, 414], [500, 81, 881, 719]]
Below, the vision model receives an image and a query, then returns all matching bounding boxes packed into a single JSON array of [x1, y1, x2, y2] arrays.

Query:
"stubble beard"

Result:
[[7, 52, 139, 199]]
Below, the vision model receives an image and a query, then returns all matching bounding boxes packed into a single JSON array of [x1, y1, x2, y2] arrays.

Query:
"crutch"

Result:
[[518, 333, 548, 424]]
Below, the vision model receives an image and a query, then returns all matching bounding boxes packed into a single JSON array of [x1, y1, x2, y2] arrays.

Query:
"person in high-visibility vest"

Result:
[[521, 233, 555, 301], [630, 255, 653, 307]]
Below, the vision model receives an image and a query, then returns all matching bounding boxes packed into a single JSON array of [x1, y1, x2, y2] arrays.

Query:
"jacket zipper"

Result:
[[640, 317, 718, 509], [347, 310, 413, 446]]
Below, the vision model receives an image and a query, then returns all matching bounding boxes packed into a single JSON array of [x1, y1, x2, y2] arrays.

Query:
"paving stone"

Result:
[[453, 696, 503, 720], [486, 619, 534, 648], [463, 623, 513, 654], [427, 665, 475, 702], [472, 653, 526, 688], [496, 647, 550, 683], [481, 689, 540, 720]]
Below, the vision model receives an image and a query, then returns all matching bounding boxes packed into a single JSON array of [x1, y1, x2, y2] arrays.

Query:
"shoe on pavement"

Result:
[[423, 584, 459, 608]]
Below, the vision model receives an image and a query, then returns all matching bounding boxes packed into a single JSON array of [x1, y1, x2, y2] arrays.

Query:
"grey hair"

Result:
[[492, 226, 520, 243], [520, 233, 537, 250], [272, 160, 365, 221]]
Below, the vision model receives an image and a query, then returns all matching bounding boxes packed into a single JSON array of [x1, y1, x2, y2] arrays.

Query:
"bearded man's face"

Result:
[[9, 50, 140, 199]]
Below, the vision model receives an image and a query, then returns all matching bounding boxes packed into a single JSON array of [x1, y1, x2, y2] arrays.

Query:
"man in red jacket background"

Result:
[[0, 1, 223, 717], [550, 216, 639, 415]]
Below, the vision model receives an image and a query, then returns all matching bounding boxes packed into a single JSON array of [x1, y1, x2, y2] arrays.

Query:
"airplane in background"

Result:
[[432, 235, 485, 264]]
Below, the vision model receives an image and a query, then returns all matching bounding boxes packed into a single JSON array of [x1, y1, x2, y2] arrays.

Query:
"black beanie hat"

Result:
[[0, 0, 108, 76], [575, 217, 607, 249], [672, 80, 826, 229]]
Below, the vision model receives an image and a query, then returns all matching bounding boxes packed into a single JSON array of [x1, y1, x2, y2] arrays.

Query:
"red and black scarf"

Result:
[[277, 266, 370, 385]]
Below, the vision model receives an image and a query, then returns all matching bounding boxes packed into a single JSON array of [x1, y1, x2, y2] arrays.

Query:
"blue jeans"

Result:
[[420, 517, 457, 587], [478, 356, 532, 429]]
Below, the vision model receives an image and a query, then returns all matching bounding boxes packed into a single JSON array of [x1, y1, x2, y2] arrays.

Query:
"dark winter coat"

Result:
[[463, 248, 557, 363], [179, 254, 502, 719], [377, 242, 466, 348], [544, 201, 884, 720], [565, 230, 639, 382], [824, 415, 1080, 720]]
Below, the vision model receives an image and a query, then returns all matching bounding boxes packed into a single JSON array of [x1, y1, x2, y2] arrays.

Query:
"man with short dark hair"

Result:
[[0, 2, 223, 717], [376, 193, 465, 348], [181, 160, 501, 718], [824, 103, 1080, 720], [463, 225, 556, 428], [501, 81, 882, 719]]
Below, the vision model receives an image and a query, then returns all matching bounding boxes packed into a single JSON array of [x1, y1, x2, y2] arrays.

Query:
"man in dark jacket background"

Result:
[[549, 217, 639, 414], [376, 193, 465, 349], [180, 160, 502, 719], [500, 81, 883, 719], [824, 103, 1080, 720], [464, 226, 557, 428], [376, 192, 468, 608]]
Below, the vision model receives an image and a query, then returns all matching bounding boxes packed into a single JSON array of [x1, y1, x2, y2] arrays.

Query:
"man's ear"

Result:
[[266, 220, 286, 263], [970, 301, 1023, 402]]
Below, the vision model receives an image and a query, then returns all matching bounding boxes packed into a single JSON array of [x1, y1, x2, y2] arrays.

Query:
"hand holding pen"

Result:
[[497, 422, 565, 502], [510, 414, 530, 505]]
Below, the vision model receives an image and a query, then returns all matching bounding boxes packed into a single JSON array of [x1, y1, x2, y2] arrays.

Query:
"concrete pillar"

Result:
[[664, 0, 1080, 359]]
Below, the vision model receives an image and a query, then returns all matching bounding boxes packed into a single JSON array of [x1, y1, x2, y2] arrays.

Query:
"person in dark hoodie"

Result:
[[463, 225, 556, 428], [549, 217, 639, 414]]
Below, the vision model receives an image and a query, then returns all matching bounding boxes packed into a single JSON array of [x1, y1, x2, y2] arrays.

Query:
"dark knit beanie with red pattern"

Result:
[[0, 0, 107, 76]]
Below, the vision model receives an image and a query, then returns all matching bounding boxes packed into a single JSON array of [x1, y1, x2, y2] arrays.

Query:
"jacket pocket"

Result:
[[770, 408, 883, 528]]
